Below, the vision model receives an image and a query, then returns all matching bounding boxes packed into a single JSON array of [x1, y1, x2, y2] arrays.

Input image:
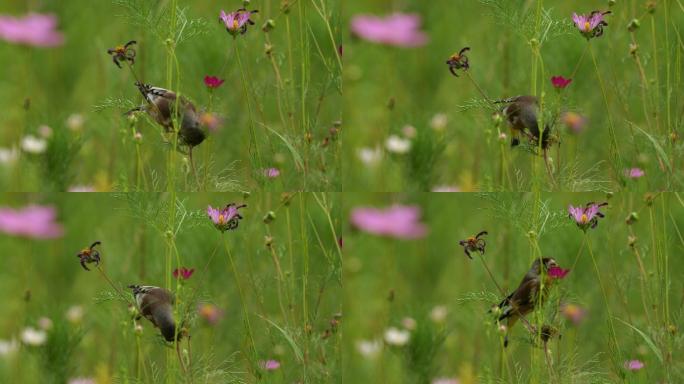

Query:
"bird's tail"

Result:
[[153, 305, 178, 342]]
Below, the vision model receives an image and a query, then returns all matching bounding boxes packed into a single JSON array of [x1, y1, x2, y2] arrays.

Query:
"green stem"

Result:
[[233, 41, 263, 176]]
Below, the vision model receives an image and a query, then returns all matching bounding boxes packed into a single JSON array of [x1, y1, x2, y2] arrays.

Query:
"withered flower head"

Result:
[[458, 230, 487, 259], [77, 241, 102, 271], [107, 40, 137, 68], [446, 47, 470, 77]]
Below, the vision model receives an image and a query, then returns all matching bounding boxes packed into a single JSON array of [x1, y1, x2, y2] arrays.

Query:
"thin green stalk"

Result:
[[234, 41, 263, 175], [222, 235, 259, 372]]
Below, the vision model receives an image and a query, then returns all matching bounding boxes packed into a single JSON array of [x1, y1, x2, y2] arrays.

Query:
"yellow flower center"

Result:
[[115, 45, 124, 52], [218, 213, 225, 225], [584, 21, 591, 32], [232, 19, 239, 30], [580, 213, 588, 224]]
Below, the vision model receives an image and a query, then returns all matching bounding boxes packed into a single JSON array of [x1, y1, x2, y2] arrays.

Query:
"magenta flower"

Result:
[[173, 267, 195, 280], [204, 75, 225, 89], [0, 13, 64, 47], [350, 205, 427, 239], [0, 205, 64, 239], [551, 76, 572, 89], [198, 303, 224, 325], [260, 359, 281, 371], [207, 203, 246, 232], [264, 168, 280, 178], [219, 8, 258, 36], [568, 202, 607, 231], [624, 359, 644, 371], [572, 11, 611, 40], [350, 13, 428, 47], [561, 304, 587, 325], [548, 266, 570, 279], [625, 168, 644, 179]]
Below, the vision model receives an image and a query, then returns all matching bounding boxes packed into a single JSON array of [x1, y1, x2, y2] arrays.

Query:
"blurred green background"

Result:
[[343, 0, 683, 192], [343, 192, 684, 383], [0, 192, 342, 383], [0, 0, 341, 192]]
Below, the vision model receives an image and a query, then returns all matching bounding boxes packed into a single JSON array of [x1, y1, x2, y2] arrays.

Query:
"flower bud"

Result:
[[262, 19, 276, 32], [263, 211, 276, 224], [627, 19, 640, 32], [625, 212, 639, 225]]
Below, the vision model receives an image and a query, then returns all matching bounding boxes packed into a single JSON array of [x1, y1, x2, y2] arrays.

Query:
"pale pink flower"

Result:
[[0, 205, 64, 239], [351, 205, 427, 239], [350, 13, 428, 47], [624, 359, 644, 371], [625, 168, 644, 179], [260, 359, 280, 370], [0, 13, 64, 47]]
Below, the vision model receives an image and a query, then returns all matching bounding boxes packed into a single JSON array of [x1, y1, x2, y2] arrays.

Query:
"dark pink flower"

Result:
[[0, 205, 64, 239], [624, 359, 644, 371], [260, 359, 280, 371], [568, 202, 607, 231], [204, 76, 225, 89], [625, 168, 644, 179], [219, 8, 258, 36], [551, 76, 572, 89], [561, 304, 587, 325], [264, 168, 280, 178], [572, 11, 611, 40], [0, 13, 64, 47], [350, 13, 428, 47], [198, 303, 224, 325], [350, 205, 427, 239], [207, 203, 246, 232], [548, 266, 570, 279], [173, 267, 195, 280]]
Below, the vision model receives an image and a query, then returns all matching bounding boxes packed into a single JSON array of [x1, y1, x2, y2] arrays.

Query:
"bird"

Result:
[[128, 285, 178, 342], [496, 95, 550, 149], [128, 82, 206, 151], [493, 257, 558, 347]]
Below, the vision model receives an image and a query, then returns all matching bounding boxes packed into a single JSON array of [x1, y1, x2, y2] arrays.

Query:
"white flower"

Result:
[[21, 327, 47, 346], [384, 327, 410, 346], [401, 317, 417, 331], [401, 124, 417, 139], [430, 113, 448, 131], [0, 339, 18, 356], [68, 378, 96, 384], [356, 339, 381, 359], [66, 114, 85, 131], [66, 305, 84, 324], [0, 147, 19, 165], [357, 146, 382, 166], [21, 135, 47, 154], [68, 185, 95, 192], [432, 378, 460, 384], [385, 135, 411, 154], [430, 305, 448, 323], [38, 317, 53, 330], [432, 185, 460, 192]]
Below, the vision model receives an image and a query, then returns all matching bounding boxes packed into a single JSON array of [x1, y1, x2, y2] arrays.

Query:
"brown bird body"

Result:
[[129, 285, 178, 342], [497, 95, 550, 149], [132, 82, 206, 149], [495, 257, 557, 347]]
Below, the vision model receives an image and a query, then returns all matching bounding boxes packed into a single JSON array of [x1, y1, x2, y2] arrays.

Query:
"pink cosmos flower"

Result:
[[260, 359, 280, 371], [350, 205, 427, 239], [350, 13, 428, 47], [625, 168, 644, 179], [0, 205, 64, 239], [561, 304, 587, 325], [207, 203, 246, 232], [624, 359, 644, 371], [198, 303, 224, 325], [204, 75, 225, 89], [200, 112, 223, 131], [572, 11, 610, 40], [568, 202, 607, 231], [219, 9, 258, 36], [548, 266, 570, 279], [551, 76, 572, 89], [0, 13, 64, 47], [264, 168, 280, 178], [173, 267, 195, 280]]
